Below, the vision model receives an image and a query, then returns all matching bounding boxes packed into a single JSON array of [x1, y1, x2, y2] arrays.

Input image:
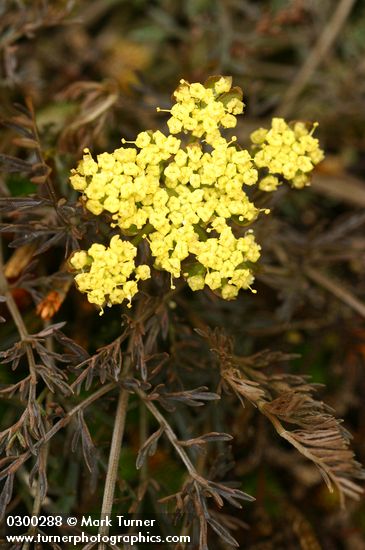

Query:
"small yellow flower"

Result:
[[70, 251, 89, 270], [187, 275, 205, 291], [259, 175, 281, 192], [86, 200, 104, 216], [214, 76, 232, 94], [70, 172, 87, 191], [167, 117, 183, 134], [205, 271, 221, 290], [250, 128, 268, 144], [221, 284, 239, 300], [135, 131, 151, 148]]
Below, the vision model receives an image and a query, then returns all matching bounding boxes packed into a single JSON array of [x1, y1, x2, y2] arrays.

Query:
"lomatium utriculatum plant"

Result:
[[1, 77, 364, 550], [65, 76, 364, 543]]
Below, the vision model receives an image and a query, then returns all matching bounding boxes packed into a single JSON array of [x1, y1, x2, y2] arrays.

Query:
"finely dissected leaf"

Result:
[[72, 332, 130, 392], [0, 197, 46, 212], [33, 232, 66, 255], [206, 517, 239, 548], [206, 480, 255, 506], [0, 341, 27, 371], [200, 327, 365, 506], [53, 330, 89, 363], [29, 401, 46, 439], [0, 378, 31, 400], [80, 414, 97, 474], [179, 432, 233, 447], [72, 412, 97, 474], [12, 137, 39, 149], [2, 119, 33, 138], [136, 426, 164, 470], [13, 103, 32, 117], [33, 321, 67, 338], [155, 386, 220, 409], [29, 453, 48, 501], [261, 395, 365, 503], [0, 474, 14, 521], [0, 153, 32, 173], [1, 6, 365, 548], [35, 362, 71, 395], [122, 378, 151, 391]]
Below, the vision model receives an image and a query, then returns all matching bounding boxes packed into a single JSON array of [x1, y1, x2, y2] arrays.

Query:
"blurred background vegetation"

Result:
[[1, 1, 365, 548]]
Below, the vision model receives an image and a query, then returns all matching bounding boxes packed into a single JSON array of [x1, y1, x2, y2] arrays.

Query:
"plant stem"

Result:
[[22, 442, 49, 550], [305, 266, 365, 319], [98, 298, 150, 548], [98, 387, 129, 548], [136, 389, 197, 478], [23, 323, 54, 549], [276, 0, 356, 117], [136, 388, 210, 536], [0, 266, 37, 392], [139, 402, 148, 483]]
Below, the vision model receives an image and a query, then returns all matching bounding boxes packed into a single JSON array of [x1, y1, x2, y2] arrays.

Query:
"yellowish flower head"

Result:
[[251, 118, 324, 189], [70, 236, 150, 311], [69, 77, 323, 311]]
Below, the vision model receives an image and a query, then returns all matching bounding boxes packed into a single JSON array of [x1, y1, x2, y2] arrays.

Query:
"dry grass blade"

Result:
[[306, 266, 365, 318], [276, 0, 356, 116], [312, 173, 365, 208]]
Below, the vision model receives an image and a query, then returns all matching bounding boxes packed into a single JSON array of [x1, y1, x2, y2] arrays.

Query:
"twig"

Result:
[[0, 243, 37, 399], [306, 266, 365, 319], [276, 0, 356, 117], [136, 389, 197, 479], [312, 173, 365, 209], [136, 387, 212, 541]]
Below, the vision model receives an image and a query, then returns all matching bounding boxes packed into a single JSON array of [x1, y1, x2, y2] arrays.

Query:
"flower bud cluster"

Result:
[[70, 77, 323, 311], [251, 118, 324, 190], [70, 235, 150, 310], [186, 221, 260, 299], [165, 76, 244, 146]]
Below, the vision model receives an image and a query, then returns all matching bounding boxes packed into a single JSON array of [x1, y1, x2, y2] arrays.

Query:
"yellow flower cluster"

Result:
[[70, 131, 180, 229], [70, 235, 150, 310], [186, 223, 260, 299], [69, 76, 323, 310], [164, 76, 244, 146], [251, 118, 324, 189]]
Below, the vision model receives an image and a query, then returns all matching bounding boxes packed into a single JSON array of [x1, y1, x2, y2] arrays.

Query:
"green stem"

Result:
[[131, 222, 155, 246]]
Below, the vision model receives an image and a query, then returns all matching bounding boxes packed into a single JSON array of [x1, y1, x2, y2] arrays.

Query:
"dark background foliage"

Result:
[[1, 1, 365, 549]]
